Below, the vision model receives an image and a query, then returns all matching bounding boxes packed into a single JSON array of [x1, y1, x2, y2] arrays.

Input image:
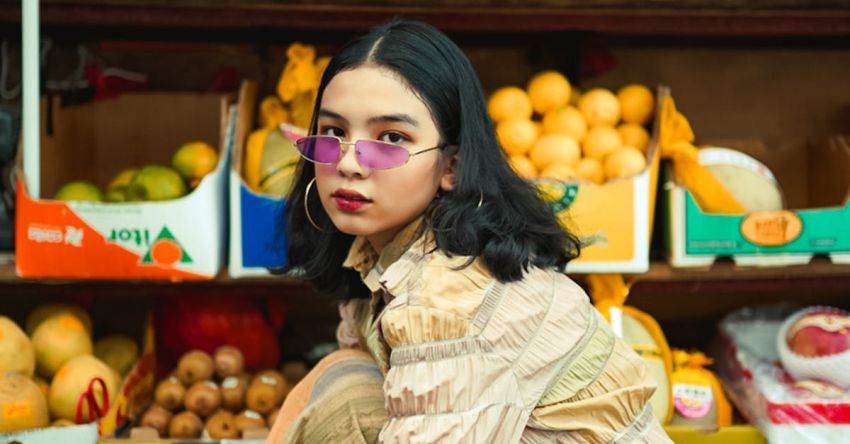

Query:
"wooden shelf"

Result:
[[3, 258, 849, 287], [0, 1, 849, 36]]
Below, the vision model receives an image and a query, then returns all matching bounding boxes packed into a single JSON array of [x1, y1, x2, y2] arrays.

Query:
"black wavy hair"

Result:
[[284, 19, 581, 300]]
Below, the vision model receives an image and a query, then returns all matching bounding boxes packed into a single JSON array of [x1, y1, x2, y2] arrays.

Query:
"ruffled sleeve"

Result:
[[374, 249, 671, 443]]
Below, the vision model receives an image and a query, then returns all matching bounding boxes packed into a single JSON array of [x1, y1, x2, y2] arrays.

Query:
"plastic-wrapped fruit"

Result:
[[234, 409, 266, 435], [221, 376, 247, 412], [787, 308, 850, 357], [778, 306, 850, 389], [214, 346, 245, 379], [206, 410, 239, 439]]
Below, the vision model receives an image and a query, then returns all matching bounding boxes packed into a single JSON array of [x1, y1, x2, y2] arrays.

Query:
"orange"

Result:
[[617, 123, 651, 154], [488, 87, 533, 123], [496, 119, 538, 156], [172, 142, 219, 181], [539, 163, 576, 182], [569, 86, 582, 107], [578, 88, 620, 127], [604, 146, 647, 180], [617, 84, 655, 125], [583, 126, 623, 160], [575, 158, 605, 185], [508, 155, 537, 179], [529, 134, 581, 171], [542, 106, 587, 142], [527, 71, 571, 115]]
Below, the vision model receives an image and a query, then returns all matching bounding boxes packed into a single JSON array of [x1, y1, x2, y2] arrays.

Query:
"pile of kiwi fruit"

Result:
[[138, 346, 307, 440]]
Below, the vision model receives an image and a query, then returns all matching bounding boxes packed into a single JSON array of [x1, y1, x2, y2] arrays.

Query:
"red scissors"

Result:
[[75, 377, 110, 424]]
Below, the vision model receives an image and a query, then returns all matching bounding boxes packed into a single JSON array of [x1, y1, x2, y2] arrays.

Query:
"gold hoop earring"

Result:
[[304, 178, 325, 231], [477, 191, 484, 209]]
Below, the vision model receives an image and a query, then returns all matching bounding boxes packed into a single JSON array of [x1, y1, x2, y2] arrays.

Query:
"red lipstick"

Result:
[[332, 188, 372, 212]]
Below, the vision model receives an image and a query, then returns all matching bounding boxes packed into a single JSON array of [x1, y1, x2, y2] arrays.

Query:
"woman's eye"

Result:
[[319, 126, 345, 137], [379, 132, 409, 144]]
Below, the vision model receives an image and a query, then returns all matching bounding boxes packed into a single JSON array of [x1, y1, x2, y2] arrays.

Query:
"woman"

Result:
[[269, 19, 671, 443]]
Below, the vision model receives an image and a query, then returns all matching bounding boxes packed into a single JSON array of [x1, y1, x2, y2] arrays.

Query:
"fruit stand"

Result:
[[1, 1, 850, 443]]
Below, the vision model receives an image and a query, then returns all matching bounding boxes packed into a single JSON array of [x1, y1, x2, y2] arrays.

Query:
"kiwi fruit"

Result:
[[139, 404, 173, 438], [220, 375, 247, 412], [169, 410, 203, 439], [234, 409, 266, 435], [176, 350, 214, 386], [281, 361, 308, 385], [266, 406, 281, 428], [205, 410, 239, 439], [214, 345, 244, 379], [246, 376, 283, 414], [153, 376, 185, 411], [184, 380, 221, 418]]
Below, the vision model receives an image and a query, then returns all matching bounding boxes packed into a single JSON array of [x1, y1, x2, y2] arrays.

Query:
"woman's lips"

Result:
[[332, 188, 372, 212]]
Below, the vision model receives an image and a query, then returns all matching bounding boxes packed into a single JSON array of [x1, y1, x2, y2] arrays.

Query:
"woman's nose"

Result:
[[335, 141, 367, 178]]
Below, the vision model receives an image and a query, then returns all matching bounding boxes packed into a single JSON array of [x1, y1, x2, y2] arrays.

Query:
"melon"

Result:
[[48, 355, 119, 422], [0, 317, 35, 376], [699, 147, 784, 212], [26, 303, 93, 335], [0, 371, 49, 432], [32, 314, 93, 378]]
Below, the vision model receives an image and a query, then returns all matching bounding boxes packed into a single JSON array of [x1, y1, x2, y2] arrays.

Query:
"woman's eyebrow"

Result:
[[318, 109, 348, 123], [367, 114, 419, 127]]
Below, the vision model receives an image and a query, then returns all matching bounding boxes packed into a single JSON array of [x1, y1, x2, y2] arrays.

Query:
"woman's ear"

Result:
[[439, 154, 457, 192]]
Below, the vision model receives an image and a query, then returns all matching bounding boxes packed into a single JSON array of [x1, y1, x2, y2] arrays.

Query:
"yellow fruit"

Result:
[[0, 372, 49, 433], [48, 355, 119, 422], [527, 71, 571, 115], [26, 303, 93, 335], [54, 181, 103, 202], [529, 134, 581, 171], [569, 87, 582, 107], [617, 84, 655, 125], [172, 142, 219, 182], [578, 88, 620, 127], [583, 126, 623, 160], [496, 119, 538, 156], [508, 155, 537, 179], [604, 146, 647, 180], [31, 314, 93, 379], [0, 317, 35, 376], [575, 158, 605, 185], [94, 335, 139, 377], [488, 87, 533, 123], [617, 123, 651, 154], [127, 165, 188, 202], [542, 106, 587, 142], [539, 163, 576, 182], [105, 168, 139, 203]]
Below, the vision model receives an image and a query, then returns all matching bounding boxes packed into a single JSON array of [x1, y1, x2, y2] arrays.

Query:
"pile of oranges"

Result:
[[488, 71, 655, 184]]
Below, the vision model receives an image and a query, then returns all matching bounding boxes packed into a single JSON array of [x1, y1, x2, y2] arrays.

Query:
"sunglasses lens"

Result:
[[296, 136, 340, 164], [356, 140, 410, 170]]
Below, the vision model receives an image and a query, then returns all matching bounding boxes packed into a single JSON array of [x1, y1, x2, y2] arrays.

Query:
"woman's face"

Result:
[[313, 65, 453, 251]]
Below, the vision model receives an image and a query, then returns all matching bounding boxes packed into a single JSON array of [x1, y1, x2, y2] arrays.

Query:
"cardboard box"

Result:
[[551, 86, 666, 273], [227, 82, 289, 278], [666, 136, 850, 267], [15, 89, 241, 280]]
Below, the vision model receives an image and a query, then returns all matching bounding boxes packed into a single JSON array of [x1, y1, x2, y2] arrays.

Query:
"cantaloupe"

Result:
[[0, 372, 49, 432], [0, 317, 35, 377]]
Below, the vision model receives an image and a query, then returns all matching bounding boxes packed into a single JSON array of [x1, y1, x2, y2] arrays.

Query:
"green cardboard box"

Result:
[[666, 136, 850, 267]]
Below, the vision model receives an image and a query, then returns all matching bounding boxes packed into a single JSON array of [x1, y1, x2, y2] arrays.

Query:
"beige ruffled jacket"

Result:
[[336, 220, 672, 443]]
